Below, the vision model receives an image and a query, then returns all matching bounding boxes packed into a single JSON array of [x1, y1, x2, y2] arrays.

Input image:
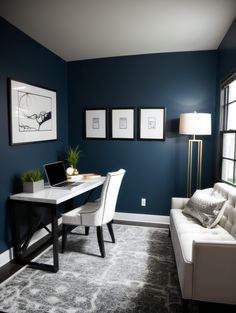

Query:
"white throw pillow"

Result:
[[183, 189, 226, 228]]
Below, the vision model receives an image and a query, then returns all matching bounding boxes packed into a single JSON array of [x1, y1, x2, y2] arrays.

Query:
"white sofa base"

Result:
[[170, 183, 236, 305]]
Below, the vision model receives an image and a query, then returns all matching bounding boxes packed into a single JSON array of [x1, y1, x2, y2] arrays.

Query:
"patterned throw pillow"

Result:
[[183, 189, 226, 228]]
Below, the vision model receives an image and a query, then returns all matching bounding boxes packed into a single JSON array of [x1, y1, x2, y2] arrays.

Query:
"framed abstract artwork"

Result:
[[84, 108, 108, 139], [138, 107, 166, 140], [8, 79, 57, 145], [110, 108, 135, 140]]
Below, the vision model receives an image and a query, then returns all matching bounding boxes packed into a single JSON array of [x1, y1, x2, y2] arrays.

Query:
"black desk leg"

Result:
[[29, 204, 59, 273], [83, 189, 95, 204], [10, 200, 24, 264], [51, 205, 59, 272]]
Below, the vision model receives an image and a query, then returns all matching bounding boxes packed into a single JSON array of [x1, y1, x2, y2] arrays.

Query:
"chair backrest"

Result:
[[100, 169, 126, 225]]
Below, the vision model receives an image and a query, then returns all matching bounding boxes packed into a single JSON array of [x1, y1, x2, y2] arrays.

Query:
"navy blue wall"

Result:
[[218, 18, 236, 81], [68, 51, 217, 216], [0, 18, 68, 254]]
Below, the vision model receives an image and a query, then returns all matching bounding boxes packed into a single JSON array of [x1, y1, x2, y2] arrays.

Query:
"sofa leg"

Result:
[[182, 299, 196, 313], [168, 226, 171, 238], [182, 299, 189, 313]]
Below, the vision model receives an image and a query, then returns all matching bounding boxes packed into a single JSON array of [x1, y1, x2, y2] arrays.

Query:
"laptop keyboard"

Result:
[[56, 181, 74, 187]]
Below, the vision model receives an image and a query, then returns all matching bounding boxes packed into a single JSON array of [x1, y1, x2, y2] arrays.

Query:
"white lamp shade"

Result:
[[179, 112, 211, 135]]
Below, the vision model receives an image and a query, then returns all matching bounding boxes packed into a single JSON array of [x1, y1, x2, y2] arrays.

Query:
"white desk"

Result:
[[10, 177, 105, 204], [10, 177, 105, 272]]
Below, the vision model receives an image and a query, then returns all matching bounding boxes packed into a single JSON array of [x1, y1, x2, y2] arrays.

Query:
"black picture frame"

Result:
[[84, 108, 108, 139], [138, 107, 166, 141], [110, 108, 136, 140], [8, 79, 57, 145]]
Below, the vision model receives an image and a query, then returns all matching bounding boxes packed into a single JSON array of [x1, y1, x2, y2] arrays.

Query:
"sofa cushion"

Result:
[[171, 209, 235, 262], [183, 189, 226, 228]]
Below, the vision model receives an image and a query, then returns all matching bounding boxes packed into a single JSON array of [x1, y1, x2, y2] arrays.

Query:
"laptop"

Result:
[[44, 161, 82, 189]]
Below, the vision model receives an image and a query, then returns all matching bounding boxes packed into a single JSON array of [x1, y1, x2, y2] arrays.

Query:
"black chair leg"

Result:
[[107, 221, 115, 243], [61, 224, 68, 253], [96, 226, 105, 258], [85, 226, 90, 235]]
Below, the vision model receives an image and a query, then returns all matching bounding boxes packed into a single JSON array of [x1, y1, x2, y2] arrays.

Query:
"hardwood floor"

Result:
[[0, 233, 54, 284], [0, 261, 22, 284]]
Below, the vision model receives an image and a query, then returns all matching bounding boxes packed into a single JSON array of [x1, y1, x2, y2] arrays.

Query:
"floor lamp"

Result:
[[179, 112, 211, 197]]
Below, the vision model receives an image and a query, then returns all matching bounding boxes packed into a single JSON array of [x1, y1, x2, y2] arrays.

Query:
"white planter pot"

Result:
[[23, 180, 44, 193]]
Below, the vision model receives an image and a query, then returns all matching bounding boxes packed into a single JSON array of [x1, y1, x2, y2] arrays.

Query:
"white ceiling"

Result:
[[0, 0, 236, 61]]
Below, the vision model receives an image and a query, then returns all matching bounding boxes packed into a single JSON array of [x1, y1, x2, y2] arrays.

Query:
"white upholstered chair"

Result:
[[61, 169, 126, 257]]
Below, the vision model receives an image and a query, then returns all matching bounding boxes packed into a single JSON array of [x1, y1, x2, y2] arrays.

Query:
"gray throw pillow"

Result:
[[183, 190, 226, 228]]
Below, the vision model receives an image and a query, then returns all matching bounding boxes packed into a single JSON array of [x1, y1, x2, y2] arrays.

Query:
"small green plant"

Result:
[[65, 144, 82, 169], [21, 169, 43, 182]]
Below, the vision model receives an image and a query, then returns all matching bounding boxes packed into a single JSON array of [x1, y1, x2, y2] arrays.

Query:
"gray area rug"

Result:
[[0, 224, 184, 313]]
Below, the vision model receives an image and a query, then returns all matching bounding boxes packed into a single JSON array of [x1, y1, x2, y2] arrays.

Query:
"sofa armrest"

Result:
[[171, 197, 189, 210], [192, 240, 236, 304]]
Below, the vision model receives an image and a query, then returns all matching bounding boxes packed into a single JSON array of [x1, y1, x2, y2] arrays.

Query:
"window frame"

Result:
[[220, 72, 236, 186]]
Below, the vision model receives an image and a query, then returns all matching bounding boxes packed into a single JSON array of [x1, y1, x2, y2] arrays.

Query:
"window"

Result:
[[220, 73, 236, 185]]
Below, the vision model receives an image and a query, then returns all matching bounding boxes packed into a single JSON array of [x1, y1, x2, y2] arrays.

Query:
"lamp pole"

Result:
[[187, 136, 203, 197]]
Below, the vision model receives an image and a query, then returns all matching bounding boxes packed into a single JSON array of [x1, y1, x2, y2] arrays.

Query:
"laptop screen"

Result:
[[44, 161, 67, 186]]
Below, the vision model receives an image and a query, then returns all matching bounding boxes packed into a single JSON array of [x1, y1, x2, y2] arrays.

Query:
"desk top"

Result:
[[10, 177, 105, 205]]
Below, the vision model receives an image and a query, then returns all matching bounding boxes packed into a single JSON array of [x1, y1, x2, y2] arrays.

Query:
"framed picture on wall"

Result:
[[84, 108, 108, 139], [8, 79, 57, 145], [138, 107, 166, 140], [110, 108, 135, 140]]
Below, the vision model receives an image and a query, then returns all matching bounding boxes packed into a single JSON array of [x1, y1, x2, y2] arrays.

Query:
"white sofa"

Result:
[[170, 182, 236, 305]]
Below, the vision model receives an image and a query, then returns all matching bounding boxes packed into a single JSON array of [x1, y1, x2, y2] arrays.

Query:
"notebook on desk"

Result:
[[44, 161, 82, 189]]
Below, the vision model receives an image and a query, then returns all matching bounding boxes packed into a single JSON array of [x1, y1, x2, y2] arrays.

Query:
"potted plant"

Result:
[[21, 169, 44, 193], [65, 144, 82, 175]]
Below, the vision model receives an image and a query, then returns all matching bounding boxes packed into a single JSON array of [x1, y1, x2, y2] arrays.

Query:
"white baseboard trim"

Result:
[[0, 248, 13, 268], [0, 218, 62, 268], [114, 212, 170, 225]]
